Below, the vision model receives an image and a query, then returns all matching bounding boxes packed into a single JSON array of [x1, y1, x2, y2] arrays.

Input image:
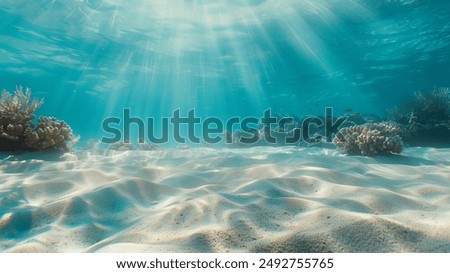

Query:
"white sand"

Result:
[[1, 146, 450, 253]]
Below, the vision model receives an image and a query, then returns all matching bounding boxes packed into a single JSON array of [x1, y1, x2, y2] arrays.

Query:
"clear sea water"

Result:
[[1, 0, 450, 143], [3, 1, 450, 255]]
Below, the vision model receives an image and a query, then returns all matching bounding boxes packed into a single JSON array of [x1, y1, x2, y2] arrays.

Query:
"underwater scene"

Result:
[[1, 0, 450, 252]]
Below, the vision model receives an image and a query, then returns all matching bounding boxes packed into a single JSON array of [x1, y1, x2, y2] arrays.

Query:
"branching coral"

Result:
[[0, 86, 43, 125], [0, 87, 44, 143], [388, 87, 450, 124], [387, 87, 450, 147], [333, 122, 403, 156], [413, 87, 449, 122], [0, 87, 77, 152]]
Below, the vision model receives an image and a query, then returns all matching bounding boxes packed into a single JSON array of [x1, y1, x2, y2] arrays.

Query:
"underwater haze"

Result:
[[1, 0, 450, 140], [2, 0, 450, 254]]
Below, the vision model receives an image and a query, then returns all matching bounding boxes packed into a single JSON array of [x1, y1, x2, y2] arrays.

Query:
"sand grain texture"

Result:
[[1, 147, 450, 252]]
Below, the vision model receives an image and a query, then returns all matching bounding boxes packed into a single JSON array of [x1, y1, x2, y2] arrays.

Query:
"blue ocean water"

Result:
[[3, 1, 450, 255], [1, 0, 450, 142]]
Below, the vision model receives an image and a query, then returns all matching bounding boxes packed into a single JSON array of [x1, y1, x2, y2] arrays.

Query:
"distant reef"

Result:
[[0, 87, 78, 153], [388, 87, 450, 147], [333, 87, 450, 155], [227, 87, 450, 156]]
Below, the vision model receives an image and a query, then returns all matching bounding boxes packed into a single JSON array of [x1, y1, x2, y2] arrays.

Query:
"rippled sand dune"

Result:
[[1, 147, 450, 252]]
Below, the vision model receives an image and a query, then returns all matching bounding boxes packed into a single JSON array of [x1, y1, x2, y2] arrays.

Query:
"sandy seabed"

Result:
[[1, 146, 450, 253]]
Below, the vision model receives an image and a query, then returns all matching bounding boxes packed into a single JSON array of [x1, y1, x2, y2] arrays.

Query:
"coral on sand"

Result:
[[139, 142, 163, 151], [108, 140, 136, 151], [108, 139, 164, 151], [0, 87, 77, 152], [333, 122, 403, 156], [24, 117, 77, 152]]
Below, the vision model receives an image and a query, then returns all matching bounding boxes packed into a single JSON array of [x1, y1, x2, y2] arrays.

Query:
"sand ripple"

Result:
[[1, 147, 450, 252]]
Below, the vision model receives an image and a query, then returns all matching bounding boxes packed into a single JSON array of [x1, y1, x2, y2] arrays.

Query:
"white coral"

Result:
[[1, 87, 77, 152], [24, 116, 78, 152], [333, 122, 403, 156], [0, 86, 43, 125], [0, 87, 44, 143]]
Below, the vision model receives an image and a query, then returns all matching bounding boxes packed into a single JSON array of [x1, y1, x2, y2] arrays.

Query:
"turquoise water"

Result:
[[3, 1, 450, 254], [1, 0, 450, 142]]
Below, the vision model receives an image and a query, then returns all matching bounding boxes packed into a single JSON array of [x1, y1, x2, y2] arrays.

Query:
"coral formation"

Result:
[[139, 143, 163, 151], [108, 141, 136, 151], [412, 88, 449, 122], [0, 87, 43, 143], [24, 117, 77, 152], [333, 122, 403, 156], [108, 139, 164, 151], [0, 87, 43, 125], [388, 87, 450, 147], [0, 87, 77, 152]]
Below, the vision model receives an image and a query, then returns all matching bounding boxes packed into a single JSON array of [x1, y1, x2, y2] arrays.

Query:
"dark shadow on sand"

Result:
[[0, 151, 69, 162]]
